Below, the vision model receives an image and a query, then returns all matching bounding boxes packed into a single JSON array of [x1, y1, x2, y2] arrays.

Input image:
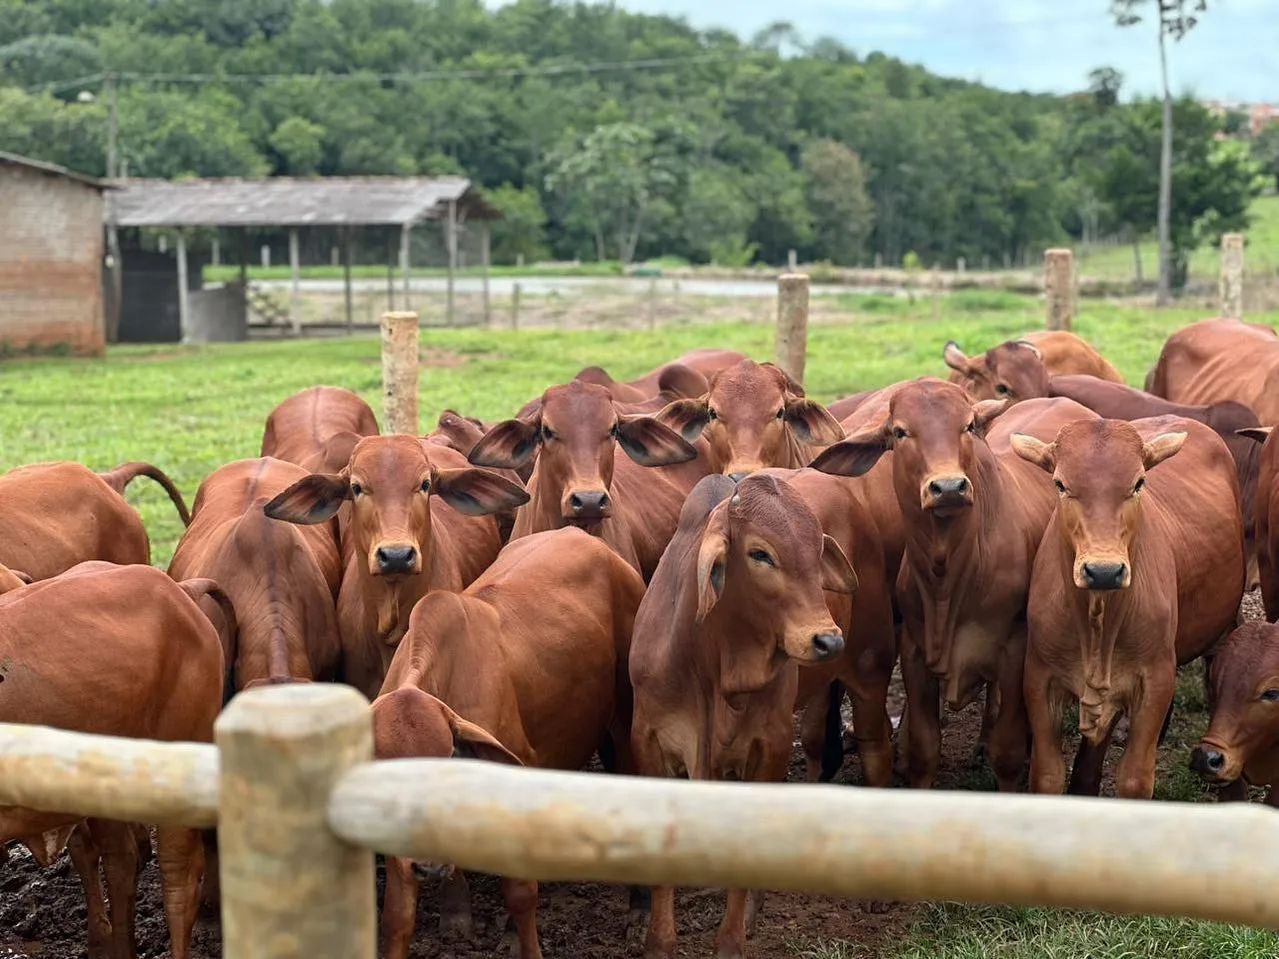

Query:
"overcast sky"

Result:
[[611, 0, 1277, 102]]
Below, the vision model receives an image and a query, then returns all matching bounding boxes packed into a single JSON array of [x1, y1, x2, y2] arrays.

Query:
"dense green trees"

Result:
[[0, 0, 1265, 286]]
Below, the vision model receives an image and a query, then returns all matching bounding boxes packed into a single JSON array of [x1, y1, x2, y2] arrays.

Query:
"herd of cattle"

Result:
[[5, 316, 1279, 958]]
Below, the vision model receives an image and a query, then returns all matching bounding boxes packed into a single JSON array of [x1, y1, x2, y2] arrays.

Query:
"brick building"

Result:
[[0, 152, 108, 356]]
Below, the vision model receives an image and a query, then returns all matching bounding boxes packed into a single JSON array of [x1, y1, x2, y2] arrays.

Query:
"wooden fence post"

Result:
[[647, 277, 658, 332], [381, 311, 420, 436], [775, 273, 810, 387], [1220, 233, 1244, 319], [511, 283, 521, 331], [1044, 248, 1074, 331], [216, 684, 375, 959]]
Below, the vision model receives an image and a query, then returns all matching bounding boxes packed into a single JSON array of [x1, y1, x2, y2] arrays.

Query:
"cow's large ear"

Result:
[[972, 398, 1009, 431], [809, 421, 890, 477], [695, 503, 731, 623], [1010, 434, 1055, 473], [1142, 432, 1187, 470], [615, 413, 698, 467], [468, 417, 541, 469], [449, 713, 524, 766], [784, 398, 844, 446], [820, 534, 858, 594], [1012, 339, 1043, 360], [319, 430, 363, 472], [943, 341, 971, 374], [1238, 427, 1273, 444], [762, 362, 806, 398], [264, 472, 351, 524], [432, 467, 529, 516], [656, 396, 712, 443]]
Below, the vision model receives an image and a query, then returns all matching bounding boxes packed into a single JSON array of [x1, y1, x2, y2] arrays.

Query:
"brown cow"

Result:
[[261, 385, 380, 473], [1146, 317, 1279, 423], [1050, 374, 1263, 586], [0, 562, 31, 593], [631, 473, 856, 959], [657, 359, 844, 478], [1240, 426, 1279, 619], [1013, 416, 1244, 798], [0, 563, 229, 959], [168, 458, 342, 689], [373, 528, 645, 959], [944, 330, 1123, 402], [0, 461, 190, 580], [574, 348, 747, 403], [812, 380, 1097, 790], [469, 380, 700, 580], [1192, 621, 1279, 802], [264, 436, 528, 697]]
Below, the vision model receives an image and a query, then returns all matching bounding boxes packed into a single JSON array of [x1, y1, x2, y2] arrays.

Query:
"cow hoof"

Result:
[[861, 899, 892, 914], [438, 911, 474, 938]]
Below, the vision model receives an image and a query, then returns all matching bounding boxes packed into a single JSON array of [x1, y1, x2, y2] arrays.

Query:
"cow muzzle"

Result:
[[921, 474, 972, 512], [785, 625, 846, 663], [1190, 742, 1239, 783], [564, 488, 611, 524], [372, 543, 421, 576], [726, 462, 765, 483], [1077, 558, 1130, 591]]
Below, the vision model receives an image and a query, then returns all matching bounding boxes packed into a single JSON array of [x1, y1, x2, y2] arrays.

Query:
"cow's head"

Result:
[[694, 473, 856, 672], [372, 686, 522, 766], [944, 339, 1050, 403], [811, 378, 1007, 518], [1011, 418, 1185, 591], [264, 435, 528, 577], [469, 380, 695, 526], [658, 360, 843, 478], [1192, 622, 1279, 785]]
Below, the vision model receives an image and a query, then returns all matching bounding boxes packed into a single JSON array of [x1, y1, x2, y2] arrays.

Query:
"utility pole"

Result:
[[104, 73, 123, 343]]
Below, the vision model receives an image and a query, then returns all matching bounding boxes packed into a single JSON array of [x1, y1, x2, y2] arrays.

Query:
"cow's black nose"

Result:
[[928, 476, 969, 498], [375, 545, 418, 574], [811, 632, 845, 661], [569, 490, 611, 515], [729, 472, 749, 483], [1082, 561, 1127, 590], [1190, 746, 1226, 776]]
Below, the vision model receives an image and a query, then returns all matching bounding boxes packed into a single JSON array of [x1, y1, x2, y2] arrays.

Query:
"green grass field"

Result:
[[3, 290, 1277, 957]]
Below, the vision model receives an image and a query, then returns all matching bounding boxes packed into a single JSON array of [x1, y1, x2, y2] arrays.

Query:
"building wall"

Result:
[[0, 165, 105, 356]]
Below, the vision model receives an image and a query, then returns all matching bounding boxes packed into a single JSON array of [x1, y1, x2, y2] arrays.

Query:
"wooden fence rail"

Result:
[[4, 685, 1279, 959]]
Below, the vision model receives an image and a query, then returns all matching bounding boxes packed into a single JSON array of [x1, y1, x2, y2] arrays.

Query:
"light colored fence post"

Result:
[[1044, 248, 1074, 331], [511, 283, 521, 330], [647, 277, 658, 332], [216, 684, 375, 959], [775, 273, 810, 388], [1220, 233, 1244, 319], [787, 248, 798, 271], [381, 311, 420, 436]]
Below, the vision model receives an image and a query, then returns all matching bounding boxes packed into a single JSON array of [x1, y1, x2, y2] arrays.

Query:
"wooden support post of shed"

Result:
[[1220, 233, 1244, 320], [381, 311, 420, 436], [176, 230, 190, 343], [1044, 248, 1074, 332], [216, 684, 375, 959], [342, 227, 354, 336], [775, 273, 810, 388], [288, 227, 301, 336], [445, 199, 458, 326], [480, 222, 492, 327], [400, 223, 412, 311]]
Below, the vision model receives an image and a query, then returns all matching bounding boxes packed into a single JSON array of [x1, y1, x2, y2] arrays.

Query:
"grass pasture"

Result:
[[2, 289, 1278, 957]]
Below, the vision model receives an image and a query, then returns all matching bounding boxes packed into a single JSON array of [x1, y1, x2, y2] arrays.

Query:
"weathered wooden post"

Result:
[[1044, 248, 1074, 332], [216, 684, 375, 959], [1220, 233, 1244, 320], [775, 273, 810, 387], [288, 227, 301, 336], [787, 248, 798, 271], [647, 277, 658, 332], [511, 283, 521, 331], [381, 311, 420, 435]]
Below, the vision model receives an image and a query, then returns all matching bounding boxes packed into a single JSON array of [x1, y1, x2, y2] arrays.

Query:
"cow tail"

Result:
[[98, 462, 192, 527], [821, 680, 847, 782], [179, 578, 239, 705]]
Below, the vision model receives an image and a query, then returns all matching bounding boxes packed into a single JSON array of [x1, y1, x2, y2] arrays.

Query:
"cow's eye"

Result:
[[1261, 689, 1279, 703], [609, 423, 619, 438], [541, 425, 556, 441], [995, 384, 1011, 396], [775, 408, 785, 420], [748, 549, 775, 567], [964, 421, 978, 434], [350, 482, 364, 497], [419, 480, 431, 493], [1054, 478, 1068, 495], [1132, 477, 1145, 496], [707, 408, 718, 421], [892, 426, 908, 440]]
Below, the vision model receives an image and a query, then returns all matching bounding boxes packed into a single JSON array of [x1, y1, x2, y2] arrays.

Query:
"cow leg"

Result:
[[643, 885, 677, 959], [95, 820, 141, 959], [848, 676, 893, 788], [1114, 676, 1174, 800], [67, 823, 112, 959], [987, 632, 1029, 792], [155, 826, 204, 959], [1024, 655, 1066, 795], [1068, 725, 1115, 796], [798, 683, 833, 782], [500, 878, 543, 959], [382, 857, 419, 959], [438, 870, 474, 937], [900, 637, 941, 788]]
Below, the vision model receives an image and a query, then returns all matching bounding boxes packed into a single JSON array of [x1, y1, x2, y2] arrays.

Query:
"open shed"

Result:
[[106, 176, 498, 341]]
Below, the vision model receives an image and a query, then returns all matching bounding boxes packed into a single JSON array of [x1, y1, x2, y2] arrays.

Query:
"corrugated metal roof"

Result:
[[107, 176, 497, 227], [0, 151, 109, 190]]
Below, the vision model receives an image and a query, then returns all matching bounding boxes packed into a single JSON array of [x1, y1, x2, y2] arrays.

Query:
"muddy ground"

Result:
[[2, 594, 1261, 959]]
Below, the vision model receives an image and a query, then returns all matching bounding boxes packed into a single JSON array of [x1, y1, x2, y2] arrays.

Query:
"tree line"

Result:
[[0, 0, 1270, 288]]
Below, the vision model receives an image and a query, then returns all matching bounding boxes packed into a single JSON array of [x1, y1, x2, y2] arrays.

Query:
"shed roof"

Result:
[[107, 176, 498, 228], [0, 151, 109, 190]]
